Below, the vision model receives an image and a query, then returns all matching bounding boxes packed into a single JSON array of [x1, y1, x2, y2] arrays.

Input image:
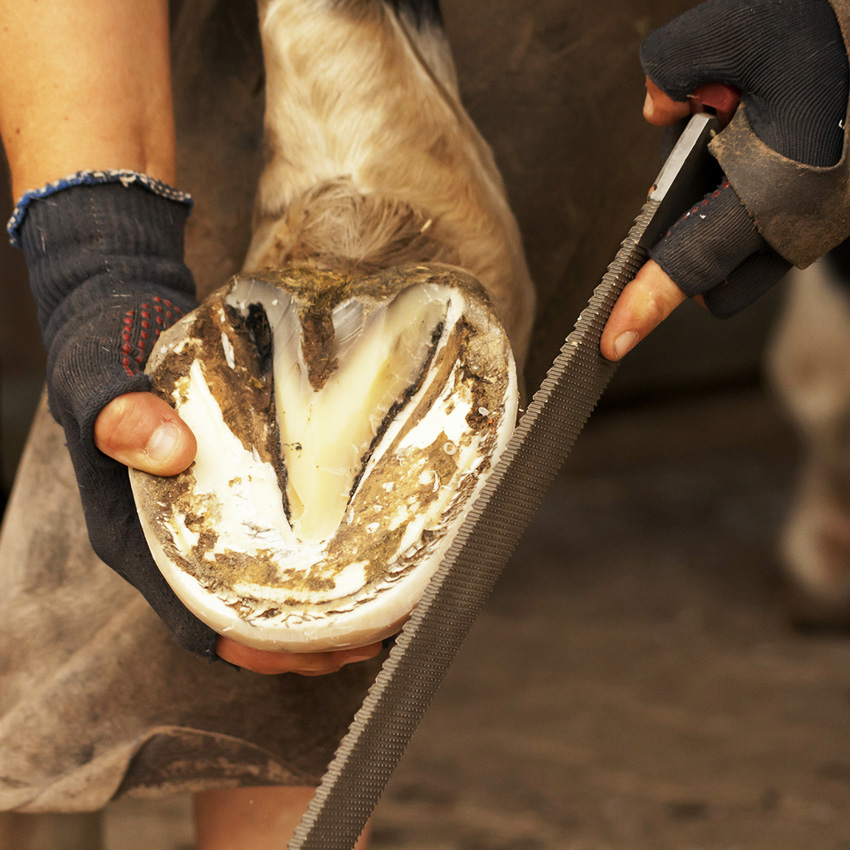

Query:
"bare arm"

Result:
[[0, 0, 176, 198], [0, 0, 196, 474]]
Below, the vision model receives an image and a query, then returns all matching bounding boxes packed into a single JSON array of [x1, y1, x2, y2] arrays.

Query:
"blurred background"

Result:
[[3, 0, 849, 848]]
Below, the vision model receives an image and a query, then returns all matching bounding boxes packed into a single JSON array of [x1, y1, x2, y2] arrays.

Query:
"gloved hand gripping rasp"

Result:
[[642, 0, 850, 317], [9, 173, 218, 658]]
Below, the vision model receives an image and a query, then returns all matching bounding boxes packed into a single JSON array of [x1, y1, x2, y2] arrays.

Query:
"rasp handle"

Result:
[[288, 112, 719, 850]]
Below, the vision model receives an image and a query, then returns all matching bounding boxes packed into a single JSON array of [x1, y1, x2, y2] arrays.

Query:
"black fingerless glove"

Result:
[[641, 0, 850, 316], [9, 172, 218, 658]]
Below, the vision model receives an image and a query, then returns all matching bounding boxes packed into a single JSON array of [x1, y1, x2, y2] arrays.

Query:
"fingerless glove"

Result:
[[641, 0, 850, 315], [9, 172, 218, 658]]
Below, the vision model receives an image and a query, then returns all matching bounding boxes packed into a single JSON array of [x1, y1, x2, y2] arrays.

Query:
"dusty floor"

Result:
[[373, 391, 847, 850], [14, 381, 842, 850], [366, 386, 850, 850]]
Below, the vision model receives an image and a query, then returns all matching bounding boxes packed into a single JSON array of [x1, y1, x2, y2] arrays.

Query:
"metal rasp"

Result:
[[289, 111, 721, 850]]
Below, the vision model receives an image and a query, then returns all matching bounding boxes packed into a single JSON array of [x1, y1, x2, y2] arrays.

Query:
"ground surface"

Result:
[[82, 385, 850, 850]]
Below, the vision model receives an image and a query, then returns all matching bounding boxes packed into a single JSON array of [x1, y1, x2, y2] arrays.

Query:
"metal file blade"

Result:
[[289, 112, 721, 850]]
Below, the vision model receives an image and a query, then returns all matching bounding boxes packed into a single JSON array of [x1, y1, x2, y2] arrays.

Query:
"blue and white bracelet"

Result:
[[6, 169, 194, 248]]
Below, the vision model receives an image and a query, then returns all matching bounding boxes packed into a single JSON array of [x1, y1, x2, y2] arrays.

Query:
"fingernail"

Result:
[[613, 331, 639, 360], [145, 420, 181, 463]]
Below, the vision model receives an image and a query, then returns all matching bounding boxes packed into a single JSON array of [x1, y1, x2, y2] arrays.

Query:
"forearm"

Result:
[[0, 0, 175, 200]]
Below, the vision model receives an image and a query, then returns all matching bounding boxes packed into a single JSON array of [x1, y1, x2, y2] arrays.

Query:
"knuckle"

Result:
[[629, 284, 678, 331], [646, 287, 680, 323], [94, 396, 132, 454]]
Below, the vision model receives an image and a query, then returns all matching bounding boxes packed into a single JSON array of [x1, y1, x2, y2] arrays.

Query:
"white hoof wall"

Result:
[[130, 264, 517, 652]]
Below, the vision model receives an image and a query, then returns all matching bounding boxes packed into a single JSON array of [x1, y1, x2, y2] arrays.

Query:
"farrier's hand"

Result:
[[17, 177, 385, 673], [15, 176, 222, 658], [602, 0, 850, 361]]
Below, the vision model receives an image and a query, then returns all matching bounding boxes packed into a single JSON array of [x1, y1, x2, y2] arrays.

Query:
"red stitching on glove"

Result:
[[662, 179, 732, 240], [121, 301, 186, 376], [122, 311, 136, 376]]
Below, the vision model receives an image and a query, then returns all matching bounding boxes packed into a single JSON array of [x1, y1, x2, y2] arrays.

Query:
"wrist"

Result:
[[4, 141, 177, 205]]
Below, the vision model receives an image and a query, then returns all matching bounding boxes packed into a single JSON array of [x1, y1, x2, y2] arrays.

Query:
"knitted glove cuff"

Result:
[[7, 169, 193, 248]]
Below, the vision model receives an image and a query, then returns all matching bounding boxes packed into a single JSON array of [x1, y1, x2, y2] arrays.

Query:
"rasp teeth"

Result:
[[287, 199, 662, 850], [291, 114, 721, 850]]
